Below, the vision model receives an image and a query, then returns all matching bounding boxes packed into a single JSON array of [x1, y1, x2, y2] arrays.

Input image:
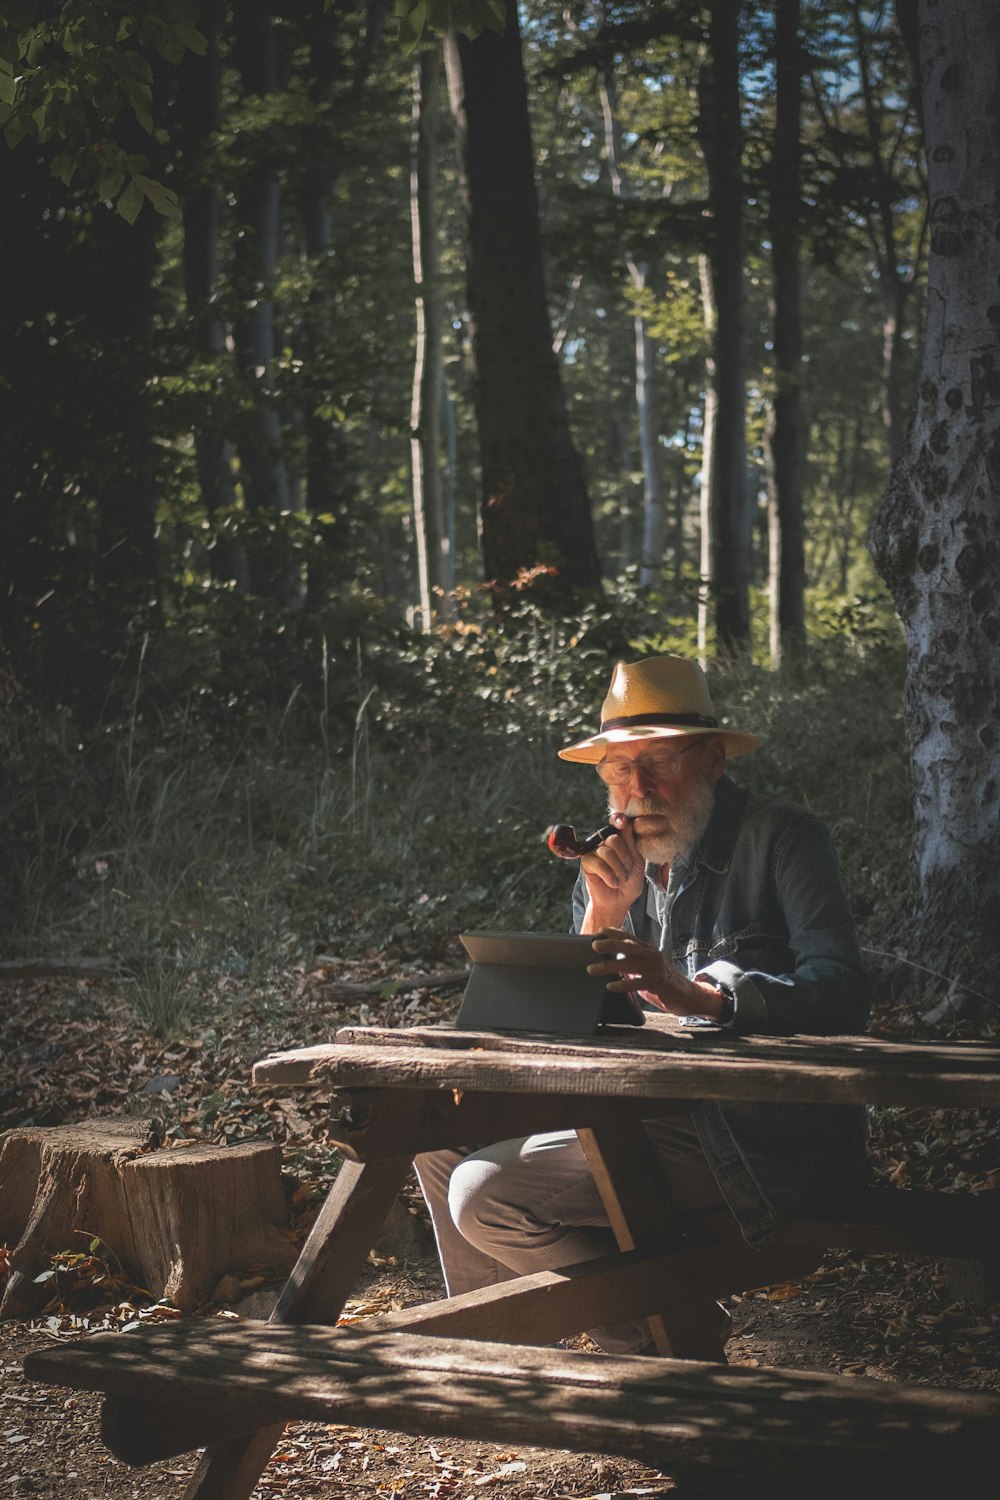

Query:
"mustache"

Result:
[[617, 796, 673, 819]]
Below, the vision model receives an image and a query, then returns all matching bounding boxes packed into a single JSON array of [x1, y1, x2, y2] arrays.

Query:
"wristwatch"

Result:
[[716, 984, 737, 1027]]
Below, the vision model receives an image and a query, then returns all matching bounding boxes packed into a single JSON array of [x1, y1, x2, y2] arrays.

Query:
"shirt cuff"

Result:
[[694, 959, 769, 1033]]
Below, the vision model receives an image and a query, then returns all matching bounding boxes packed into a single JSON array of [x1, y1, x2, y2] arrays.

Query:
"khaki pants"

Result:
[[414, 1112, 726, 1353]]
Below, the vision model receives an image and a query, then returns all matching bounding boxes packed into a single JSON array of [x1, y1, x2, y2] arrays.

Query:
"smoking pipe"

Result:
[[545, 818, 629, 859]]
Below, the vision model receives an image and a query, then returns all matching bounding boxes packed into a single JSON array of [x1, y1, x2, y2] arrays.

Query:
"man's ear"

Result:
[[704, 735, 727, 782]]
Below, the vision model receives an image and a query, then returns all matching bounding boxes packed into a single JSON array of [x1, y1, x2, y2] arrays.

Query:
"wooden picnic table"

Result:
[[25, 1016, 1000, 1498]]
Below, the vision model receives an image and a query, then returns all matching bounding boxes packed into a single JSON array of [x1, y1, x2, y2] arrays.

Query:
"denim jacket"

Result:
[[572, 774, 872, 1245]]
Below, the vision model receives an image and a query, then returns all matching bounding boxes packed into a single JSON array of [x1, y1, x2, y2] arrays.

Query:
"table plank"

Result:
[[252, 1036, 1000, 1108], [336, 1019, 1000, 1061]]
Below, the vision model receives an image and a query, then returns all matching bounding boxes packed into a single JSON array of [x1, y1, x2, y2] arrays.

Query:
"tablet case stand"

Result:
[[455, 931, 645, 1037]]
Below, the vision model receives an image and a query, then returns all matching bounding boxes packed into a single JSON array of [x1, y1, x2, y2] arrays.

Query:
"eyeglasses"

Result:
[[596, 741, 703, 788]]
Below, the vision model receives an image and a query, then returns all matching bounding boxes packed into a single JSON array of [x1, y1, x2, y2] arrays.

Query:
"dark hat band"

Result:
[[599, 711, 719, 732]]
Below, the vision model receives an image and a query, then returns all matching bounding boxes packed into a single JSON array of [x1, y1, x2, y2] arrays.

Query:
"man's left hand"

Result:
[[587, 929, 725, 1019]]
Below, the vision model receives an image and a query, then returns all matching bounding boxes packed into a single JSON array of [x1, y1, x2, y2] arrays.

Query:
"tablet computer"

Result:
[[455, 930, 646, 1036]]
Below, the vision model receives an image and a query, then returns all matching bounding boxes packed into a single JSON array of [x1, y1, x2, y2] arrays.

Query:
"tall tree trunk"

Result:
[[635, 313, 665, 586], [299, 2, 349, 610], [848, 0, 920, 464], [868, 0, 1000, 1022], [697, 0, 751, 655], [696, 254, 718, 664], [410, 47, 448, 628], [444, 1, 601, 597], [177, 0, 245, 588], [442, 372, 458, 596], [231, 0, 293, 602], [765, 0, 806, 667], [596, 63, 664, 590], [89, 152, 162, 672]]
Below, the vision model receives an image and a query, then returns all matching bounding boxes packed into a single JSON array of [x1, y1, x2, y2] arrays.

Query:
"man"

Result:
[[416, 655, 871, 1351]]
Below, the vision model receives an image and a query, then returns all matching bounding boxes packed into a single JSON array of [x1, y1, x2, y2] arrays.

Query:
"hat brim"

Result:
[[558, 724, 760, 763]]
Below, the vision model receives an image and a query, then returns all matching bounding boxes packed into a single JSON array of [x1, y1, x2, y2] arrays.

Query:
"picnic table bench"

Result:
[[24, 1017, 1000, 1499]]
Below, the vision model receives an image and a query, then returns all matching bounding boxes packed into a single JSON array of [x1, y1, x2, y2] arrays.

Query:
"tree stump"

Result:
[[0, 1118, 296, 1319]]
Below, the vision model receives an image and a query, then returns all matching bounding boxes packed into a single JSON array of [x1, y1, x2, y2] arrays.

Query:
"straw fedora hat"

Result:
[[558, 656, 759, 763]]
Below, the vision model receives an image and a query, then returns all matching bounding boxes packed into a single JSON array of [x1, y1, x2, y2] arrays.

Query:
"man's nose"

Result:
[[626, 762, 657, 794]]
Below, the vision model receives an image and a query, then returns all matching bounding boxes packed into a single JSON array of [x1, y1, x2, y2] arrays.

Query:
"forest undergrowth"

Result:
[[3, 617, 916, 994]]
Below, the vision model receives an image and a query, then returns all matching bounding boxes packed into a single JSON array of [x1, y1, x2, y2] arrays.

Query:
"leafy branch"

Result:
[[393, 0, 507, 53], [0, 0, 206, 221]]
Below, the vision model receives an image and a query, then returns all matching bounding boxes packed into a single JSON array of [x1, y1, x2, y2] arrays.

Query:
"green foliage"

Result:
[[395, 0, 507, 53], [31, 1234, 137, 1312], [0, 0, 204, 219], [2, 595, 908, 1003]]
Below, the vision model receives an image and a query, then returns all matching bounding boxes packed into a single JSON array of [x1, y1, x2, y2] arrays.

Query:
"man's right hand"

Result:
[[579, 813, 646, 931]]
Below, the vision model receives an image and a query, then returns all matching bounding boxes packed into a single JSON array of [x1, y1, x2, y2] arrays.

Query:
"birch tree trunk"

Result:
[[697, 0, 751, 656], [765, 0, 806, 667], [868, 0, 1000, 1021], [410, 48, 448, 628], [445, 1, 601, 597]]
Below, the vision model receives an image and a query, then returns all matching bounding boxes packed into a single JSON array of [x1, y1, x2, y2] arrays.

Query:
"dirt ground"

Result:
[[2, 970, 999, 1500], [3, 1234, 999, 1500]]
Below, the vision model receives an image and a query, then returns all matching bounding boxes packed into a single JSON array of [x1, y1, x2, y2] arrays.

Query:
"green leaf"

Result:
[[98, 167, 125, 200], [0, 69, 15, 106], [4, 112, 25, 149], [436, 0, 463, 32], [154, 30, 186, 65], [51, 150, 77, 185], [398, 1, 427, 52], [473, 0, 507, 34], [117, 177, 144, 224], [174, 23, 207, 57], [133, 172, 180, 219], [130, 87, 153, 134]]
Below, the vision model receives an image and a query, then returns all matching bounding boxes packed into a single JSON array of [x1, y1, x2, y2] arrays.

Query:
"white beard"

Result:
[[615, 775, 717, 867]]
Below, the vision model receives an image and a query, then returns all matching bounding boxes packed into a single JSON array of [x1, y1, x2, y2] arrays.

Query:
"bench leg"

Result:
[[100, 1155, 412, 1489], [579, 1121, 806, 1362], [577, 1121, 727, 1359]]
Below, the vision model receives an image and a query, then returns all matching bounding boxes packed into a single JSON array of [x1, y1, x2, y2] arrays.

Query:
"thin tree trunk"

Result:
[[410, 47, 447, 629], [596, 62, 664, 590], [91, 206, 161, 646], [696, 256, 717, 665], [444, 2, 600, 597], [615, 417, 636, 571], [177, 0, 245, 588], [671, 413, 693, 588], [868, 0, 1000, 1021], [231, 0, 293, 602], [765, 0, 806, 668], [299, 3, 351, 610], [442, 372, 458, 596], [697, 0, 751, 656], [635, 312, 664, 586], [848, 0, 920, 464]]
